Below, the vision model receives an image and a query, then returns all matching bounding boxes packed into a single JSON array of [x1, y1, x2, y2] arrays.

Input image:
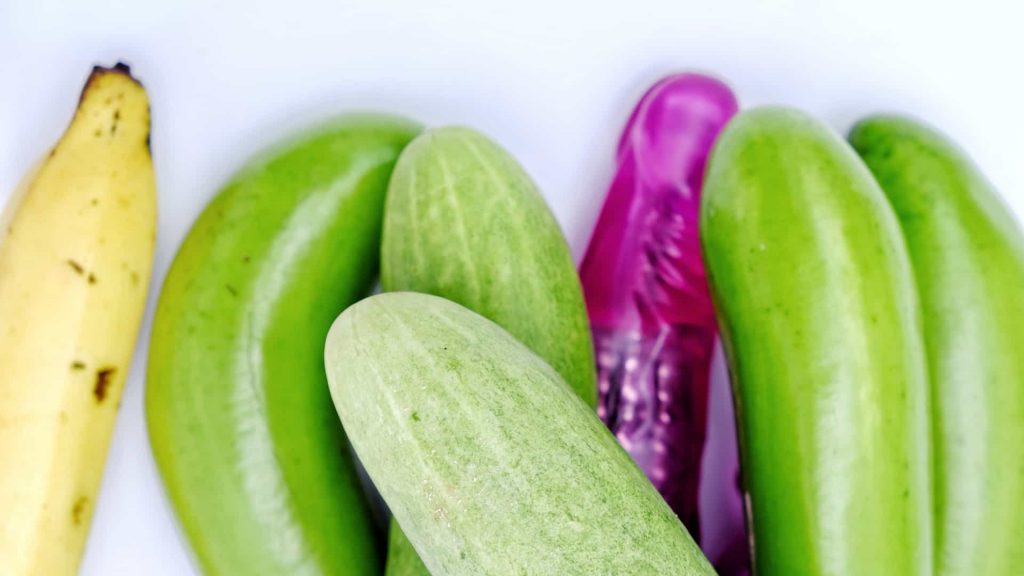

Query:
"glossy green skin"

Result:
[[380, 126, 597, 575], [146, 116, 419, 575], [851, 116, 1024, 576], [326, 292, 713, 576], [700, 107, 932, 575], [384, 521, 425, 575]]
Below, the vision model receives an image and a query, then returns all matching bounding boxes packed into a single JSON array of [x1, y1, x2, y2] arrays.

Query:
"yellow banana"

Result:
[[0, 64, 156, 575]]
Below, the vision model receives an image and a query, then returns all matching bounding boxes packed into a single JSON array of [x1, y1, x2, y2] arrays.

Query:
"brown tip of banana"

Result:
[[109, 61, 133, 75], [68, 62, 151, 153], [92, 61, 133, 77], [79, 62, 144, 105]]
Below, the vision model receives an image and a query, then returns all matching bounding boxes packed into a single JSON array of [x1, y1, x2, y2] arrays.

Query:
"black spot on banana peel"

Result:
[[93, 368, 115, 403]]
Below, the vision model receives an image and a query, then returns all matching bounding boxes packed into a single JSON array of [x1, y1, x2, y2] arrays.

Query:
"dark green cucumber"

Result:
[[325, 292, 714, 576], [851, 115, 1024, 576], [700, 107, 931, 575], [380, 126, 597, 575], [146, 115, 419, 574]]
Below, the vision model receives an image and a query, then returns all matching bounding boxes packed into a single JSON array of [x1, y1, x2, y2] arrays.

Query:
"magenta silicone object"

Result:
[[579, 73, 747, 573]]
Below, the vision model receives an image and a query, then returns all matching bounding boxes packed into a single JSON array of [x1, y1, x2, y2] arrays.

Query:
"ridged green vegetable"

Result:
[[700, 107, 931, 575], [850, 116, 1024, 576], [325, 292, 714, 576], [381, 126, 596, 403], [380, 126, 597, 575], [146, 115, 419, 575]]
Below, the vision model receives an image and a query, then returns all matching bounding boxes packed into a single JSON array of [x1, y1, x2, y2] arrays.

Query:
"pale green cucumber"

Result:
[[325, 292, 714, 576], [146, 115, 419, 575], [380, 126, 596, 405], [380, 126, 597, 575], [700, 107, 931, 575], [850, 115, 1024, 576]]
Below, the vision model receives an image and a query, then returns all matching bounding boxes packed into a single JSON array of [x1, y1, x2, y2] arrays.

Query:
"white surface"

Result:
[[1, 1, 1022, 573]]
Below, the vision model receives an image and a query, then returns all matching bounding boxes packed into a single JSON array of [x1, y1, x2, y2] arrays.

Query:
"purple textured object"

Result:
[[579, 73, 747, 572]]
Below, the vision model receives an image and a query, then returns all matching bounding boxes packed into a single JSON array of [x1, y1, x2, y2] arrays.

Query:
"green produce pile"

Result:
[[2, 63, 1022, 576]]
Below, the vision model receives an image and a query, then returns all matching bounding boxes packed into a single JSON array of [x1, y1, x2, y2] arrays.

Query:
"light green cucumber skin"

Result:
[[380, 126, 596, 406], [700, 108, 932, 575], [380, 126, 598, 575], [146, 115, 420, 575], [850, 116, 1024, 576], [325, 292, 714, 576]]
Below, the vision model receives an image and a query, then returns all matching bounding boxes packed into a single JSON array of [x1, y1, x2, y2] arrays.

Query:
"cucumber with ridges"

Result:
[[700, 107, 931, 575], [380, 126, 598, 574], [850, 115, 1024, 576], [381, 126, 596, 405], [325, 292, 714, 576], [146, 115, 419, 575]]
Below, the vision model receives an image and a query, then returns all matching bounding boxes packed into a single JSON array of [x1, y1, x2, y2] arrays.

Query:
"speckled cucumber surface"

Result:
[[380, 126, 596, 405], [379, 126, 598, 575], [325, 292, 714, 576]]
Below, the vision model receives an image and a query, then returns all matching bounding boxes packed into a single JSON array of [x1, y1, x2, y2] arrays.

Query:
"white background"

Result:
[[2, 1, 1022, 574]]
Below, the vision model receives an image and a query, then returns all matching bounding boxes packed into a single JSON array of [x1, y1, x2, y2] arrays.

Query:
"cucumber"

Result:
[[381, 126, 596, 405], [850, 116, 1024, 576], [325, 292, 714, 576], [146, 115, 419, 575], [700, 107, 932, 575], [380, 126, 597, 574]]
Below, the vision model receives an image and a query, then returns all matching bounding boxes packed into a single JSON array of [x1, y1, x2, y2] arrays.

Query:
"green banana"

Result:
[[146, 115, 419, 574], [851, 116, 1024, 575], [385, 511, 432, 575], [379, 126, 597, 575], [700, 107, 932, 575]]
